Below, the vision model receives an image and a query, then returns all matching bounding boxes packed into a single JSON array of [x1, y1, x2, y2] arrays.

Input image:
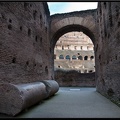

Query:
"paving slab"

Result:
[[0, 87, 120, 118]]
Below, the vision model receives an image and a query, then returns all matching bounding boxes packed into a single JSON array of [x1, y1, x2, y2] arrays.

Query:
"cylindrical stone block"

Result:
[[40, 80, 59, 98], [0, 82, 47, 116]]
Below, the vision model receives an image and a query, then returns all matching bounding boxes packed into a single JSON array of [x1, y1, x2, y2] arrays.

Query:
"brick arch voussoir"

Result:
[[51, 16, 96, 38], [50, 17, 86, 39]]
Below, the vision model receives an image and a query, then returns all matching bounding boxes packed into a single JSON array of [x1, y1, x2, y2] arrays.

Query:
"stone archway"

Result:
[[50, 9, 98, 78]]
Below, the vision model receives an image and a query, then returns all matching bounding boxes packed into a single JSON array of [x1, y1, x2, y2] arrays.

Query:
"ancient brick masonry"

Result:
[[55, 70, 95, 87], [0, 2, 52, 84], [0, 2, 59, 116], [96, 2, 120, 104], [0, 2, 120, 116]]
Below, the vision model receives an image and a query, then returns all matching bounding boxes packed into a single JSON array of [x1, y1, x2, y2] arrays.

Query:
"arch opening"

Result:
[[78, 56, 83, 60], [66, 55, 70, 60], [54, 31, 95, 86], [51, 24, 95, 49], [52, 24, 96, 87], [59, 55, 64, 59], [72, 55, 77, 60]]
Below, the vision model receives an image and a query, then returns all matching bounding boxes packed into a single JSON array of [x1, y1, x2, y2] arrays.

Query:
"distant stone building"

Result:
[[54, 31, 95, 73]]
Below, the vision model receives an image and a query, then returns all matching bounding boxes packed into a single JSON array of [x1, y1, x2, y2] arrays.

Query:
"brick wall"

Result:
[[0, 2, 52, 84], [96, 2, 120, 104], [55, 69, 95, 87]]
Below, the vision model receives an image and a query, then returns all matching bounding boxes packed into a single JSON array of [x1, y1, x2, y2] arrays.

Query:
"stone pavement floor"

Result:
[[0, 87, 120, 118]]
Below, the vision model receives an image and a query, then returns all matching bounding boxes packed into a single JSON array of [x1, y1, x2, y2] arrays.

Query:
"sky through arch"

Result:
[[47, 2, 98, 15]]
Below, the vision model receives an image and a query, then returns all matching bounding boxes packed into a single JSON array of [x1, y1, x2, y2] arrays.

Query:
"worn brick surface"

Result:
[[55, 70, 95, 87], [96, 2, 120, 103], [0, 2, 52, 84]]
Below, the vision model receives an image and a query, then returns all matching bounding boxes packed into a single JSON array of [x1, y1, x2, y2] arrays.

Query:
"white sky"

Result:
[[47, 2, 98, 15]]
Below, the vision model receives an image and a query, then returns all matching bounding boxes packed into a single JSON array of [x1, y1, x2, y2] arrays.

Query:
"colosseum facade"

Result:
[[54, 31, 95, 73]]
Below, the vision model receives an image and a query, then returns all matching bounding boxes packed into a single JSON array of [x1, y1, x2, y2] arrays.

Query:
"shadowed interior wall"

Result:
[[0, 2, 52, 84], [96, 2, 120, 104], [54, 69, 95, 87]]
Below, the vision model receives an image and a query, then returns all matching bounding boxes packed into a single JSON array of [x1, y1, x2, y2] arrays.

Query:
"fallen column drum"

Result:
[[40, 80, 59, 98], [0, 82, 47, 116]]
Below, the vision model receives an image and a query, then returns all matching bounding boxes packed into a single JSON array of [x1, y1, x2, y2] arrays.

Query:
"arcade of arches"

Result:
[[0, 2, 120, 109], [54, 31, 95, 73]]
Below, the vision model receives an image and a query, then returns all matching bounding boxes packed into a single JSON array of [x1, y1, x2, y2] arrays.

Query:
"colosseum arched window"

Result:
[[54, 54, 56, 59], [72, 55, 76, 60], [66, 55, 70, 60], [90, 56, 94, 60], [74, 46, 77, 50], [78, 56, 82, 60], [54, 31, 95, 73], [84, 56, 88, 60], [81, 46, 83, 50], [59, 55, 64, 59], [89, 70, 93, 73], [67, 45, 69, 49], [62, 46, 64, 50], [84, 70, 87, 73]]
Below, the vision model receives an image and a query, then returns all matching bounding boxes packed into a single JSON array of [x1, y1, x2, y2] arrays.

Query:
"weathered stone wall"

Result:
[[96, 2, 120, 105], [54, 59, 95, 73], [0, 2, 52, 84], [0, 1, 120, 107], [55, 69, 95, 87]]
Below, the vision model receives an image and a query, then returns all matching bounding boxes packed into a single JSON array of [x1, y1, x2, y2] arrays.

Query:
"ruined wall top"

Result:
[[50, 9, 97, 21]]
